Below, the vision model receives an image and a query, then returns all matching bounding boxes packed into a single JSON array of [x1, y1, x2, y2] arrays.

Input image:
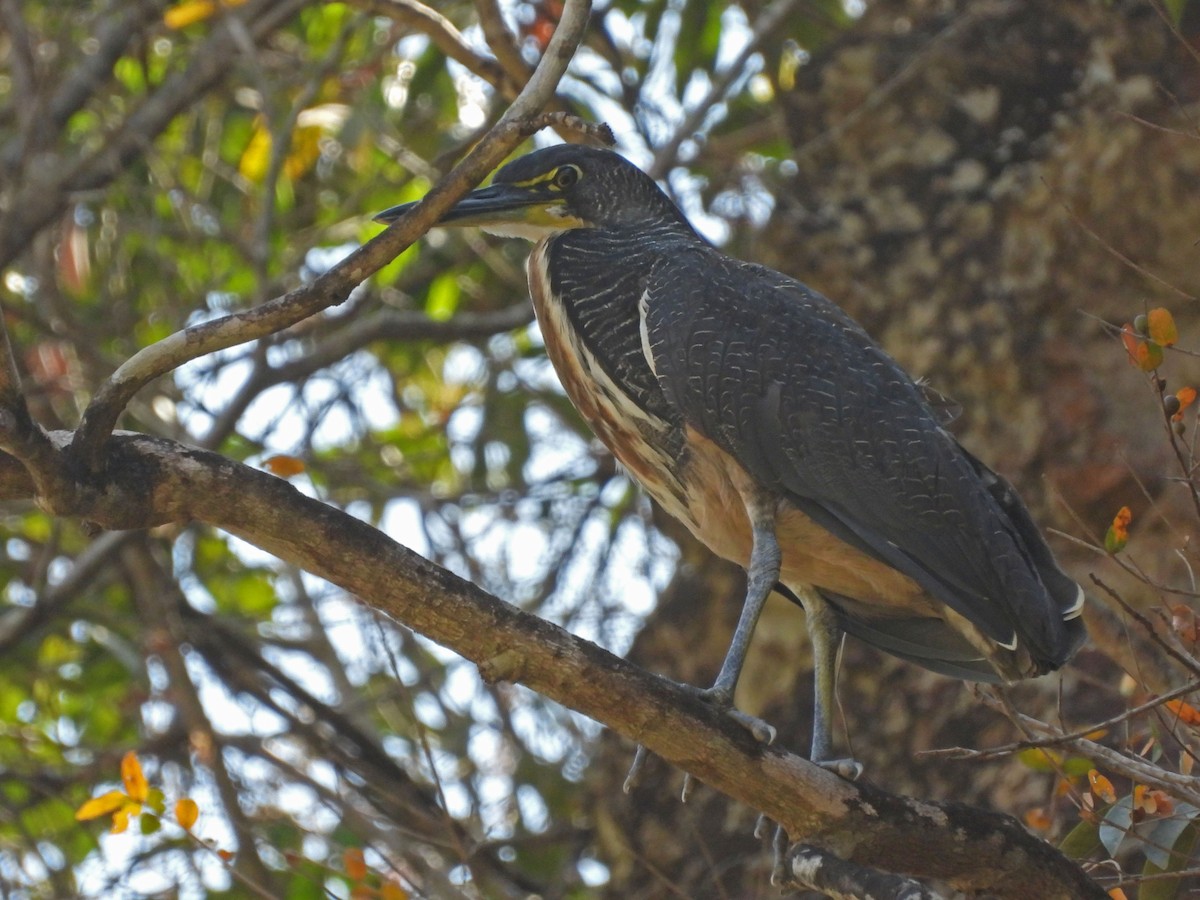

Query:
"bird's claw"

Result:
[[817, 756, 863, 781], [681, 772, 695, 803], [623, 744, 650, 794], [623, 682, 778, 797], [688, 684, 777, 745], [754, 813, 771, 840], [769, 823, 788, 886], [726, 708, 777, 745]]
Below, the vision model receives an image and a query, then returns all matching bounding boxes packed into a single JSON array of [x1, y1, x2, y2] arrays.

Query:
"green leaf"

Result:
[[1016, 747, 1061, 772], [1061, 756, 1096, 777], [140, 812, 161, 835], [424, 272, 461, 322], [1139, 820, 1198, 900], [1059, 817, 1101, 859]]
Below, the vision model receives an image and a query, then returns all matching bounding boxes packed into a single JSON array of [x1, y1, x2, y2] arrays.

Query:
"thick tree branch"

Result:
[[0, 430, 1104, 898], [784, 844, 945, 899]]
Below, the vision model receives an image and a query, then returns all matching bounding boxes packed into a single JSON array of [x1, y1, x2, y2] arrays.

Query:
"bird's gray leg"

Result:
[[624, 493, 779, 794], [795, 585, 862, 779], [759, 589, 860, 883], [701, 491, 781, 745]]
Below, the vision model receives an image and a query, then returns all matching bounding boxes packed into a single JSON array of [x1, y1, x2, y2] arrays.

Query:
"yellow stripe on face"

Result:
[[511, 167, 574, 193]]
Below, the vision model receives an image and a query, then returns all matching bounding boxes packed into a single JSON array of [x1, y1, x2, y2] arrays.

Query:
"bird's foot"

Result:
[[622, 682, 778, 795], [686, 684, 777, 745], [816, 756, 863, 781]]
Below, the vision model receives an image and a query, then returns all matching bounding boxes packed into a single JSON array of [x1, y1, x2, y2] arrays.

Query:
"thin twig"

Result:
[[68, 0, 596, 471], [648, 0, 803, 180]]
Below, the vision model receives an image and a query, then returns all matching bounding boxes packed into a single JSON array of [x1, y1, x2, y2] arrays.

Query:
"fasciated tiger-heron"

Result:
[[375, 145, 1086, 773]]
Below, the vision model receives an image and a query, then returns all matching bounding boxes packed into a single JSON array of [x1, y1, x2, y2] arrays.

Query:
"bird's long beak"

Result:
[[373, 182, 553, 229]]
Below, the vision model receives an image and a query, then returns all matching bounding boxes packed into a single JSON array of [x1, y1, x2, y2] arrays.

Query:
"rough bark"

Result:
[[0, 429, 1103, 898], [586, 0, 1200, 894]]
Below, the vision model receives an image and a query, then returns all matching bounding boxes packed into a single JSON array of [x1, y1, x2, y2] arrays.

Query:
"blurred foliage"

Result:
[[0, 0, 850, 896], [4, 0, 1200, 897]]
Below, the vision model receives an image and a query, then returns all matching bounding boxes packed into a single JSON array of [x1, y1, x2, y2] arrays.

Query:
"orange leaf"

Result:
[[1147, 789, 1174, 815], [264, 455, 306, 477], [1104, 506, 1131, 553], [1148, 307, 1179, 347], [121, 752, 148, 803], [381, 883, 409, 900], [175, 798, 199, 830], [1135, 339, 1164, 371], [1023, 807, 1052, 830], [1172, 604, 1199, 643], [1165, 698, 1200, 726], [344, 847, 367, 881], [1109, 889, 1129, 900], [1133, 784, 1172, 815], [1175, 386, 1197, 421], [1133, 783, 1149, 812], [1053, 777, 1076, 798], [217, 849, 235, 862], [75, 790, 127, 822], [1087, 769, 1116, 804], [1120, 324, 1140, 364]]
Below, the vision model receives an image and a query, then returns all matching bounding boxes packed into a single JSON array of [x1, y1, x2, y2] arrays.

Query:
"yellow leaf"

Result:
[[175, 797, 199, 830], [283, 124, 323, 182], [75, 790, 128, 821], [1148, 307, 1179, 347], [111, 805, 137, 835], [121, 752, 148, 803], [238, 121, 273, 184], [164, 0, 247, 29], [381, 883, 409, 900], [1087, 768, 1116, 804], [164, 0, 217, 29]]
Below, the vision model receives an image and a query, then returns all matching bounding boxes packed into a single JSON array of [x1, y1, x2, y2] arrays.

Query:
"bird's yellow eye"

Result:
[[553, 165, 581, 189]]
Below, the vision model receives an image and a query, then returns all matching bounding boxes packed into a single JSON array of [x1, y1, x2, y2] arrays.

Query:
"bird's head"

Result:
[[374, 145, 691, 241]]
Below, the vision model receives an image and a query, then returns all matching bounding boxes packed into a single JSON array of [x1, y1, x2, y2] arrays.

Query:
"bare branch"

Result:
[[473, 0, 533, 89], [0, 428, 1105, 898], [784, 844, 946, 899], [648, 0, 803, 180], [68, 0, 596, 470], [364, 0, 513, 96]]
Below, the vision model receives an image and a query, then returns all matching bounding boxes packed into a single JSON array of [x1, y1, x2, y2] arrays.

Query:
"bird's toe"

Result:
[[817, 756, 863, 780]]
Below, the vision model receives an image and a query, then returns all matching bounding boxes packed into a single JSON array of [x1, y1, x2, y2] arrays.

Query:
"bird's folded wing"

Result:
[[639, 246, 1076, 665]]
